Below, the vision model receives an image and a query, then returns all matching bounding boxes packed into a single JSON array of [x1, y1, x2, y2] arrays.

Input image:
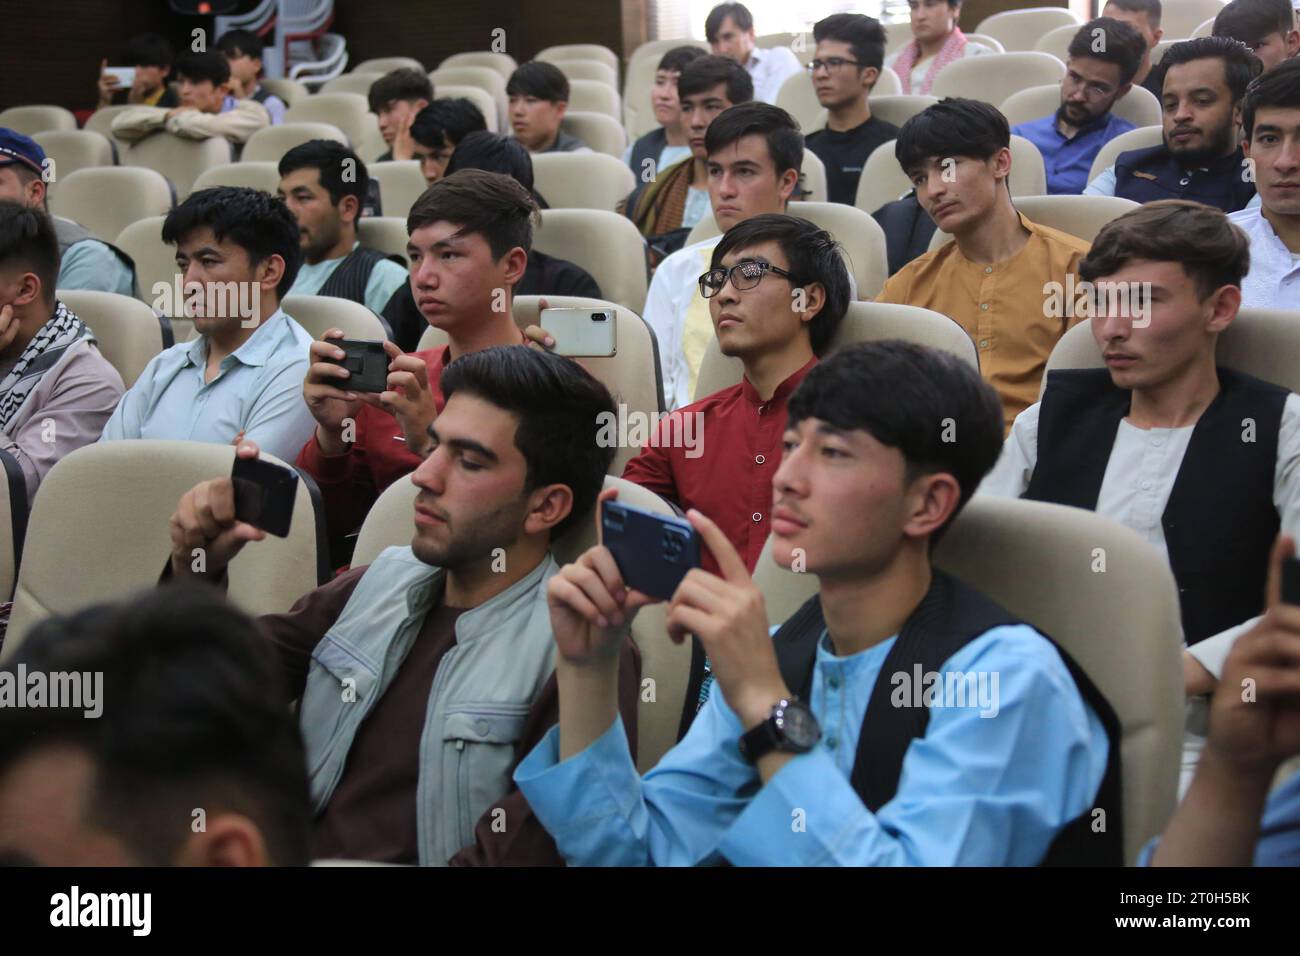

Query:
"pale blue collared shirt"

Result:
[[515, 622, 1108, 866], [98, 308, 316, 463]]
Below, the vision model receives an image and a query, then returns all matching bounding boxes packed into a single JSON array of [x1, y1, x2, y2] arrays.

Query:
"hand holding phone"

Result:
[[601, 499, 700, 601], [321, 339, 390, 393], [231, 456, 299, 538], [540, 308, 617, 358]]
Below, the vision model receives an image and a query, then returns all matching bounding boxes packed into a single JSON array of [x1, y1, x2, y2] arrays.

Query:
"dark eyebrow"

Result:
[[426, 425, 498, 462], [177, 245, 221, 261]]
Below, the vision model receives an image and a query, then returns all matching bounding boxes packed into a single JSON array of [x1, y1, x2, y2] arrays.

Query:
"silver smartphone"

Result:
[[540, 308, 617, 357], [104, 66, 137, 88]]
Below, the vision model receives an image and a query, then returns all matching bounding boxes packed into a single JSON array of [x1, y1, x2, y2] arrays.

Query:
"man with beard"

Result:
[[1085, 36, 1263, 212], [167, 345, 641, 865], [1011, 18, 1146, 196], [278, 140, 407, 316]]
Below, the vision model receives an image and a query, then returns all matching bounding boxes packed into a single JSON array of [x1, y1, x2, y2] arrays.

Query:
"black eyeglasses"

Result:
[[806, 57, 861, 72], [699, 260, 801, 298]]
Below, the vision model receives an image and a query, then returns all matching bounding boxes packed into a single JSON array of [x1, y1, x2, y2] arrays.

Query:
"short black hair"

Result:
[[440, 346, 617, 539], [123, 32, 174, 69], [704, 101, 803, 175], [1069, 17, 1146, 86], [278, 139, 368, 208], [813, 13, 889, 73], [407, 168, 539, 259], [1157, 36, 1263, 103], [0, 586, 313, 866], [1214, 0, 1295, 46], [445, 130, 536, 192], [161, 187, 302, 296], [677, 53, 754, 103], [706, 2, 754, 41], [1103, 0, 1162, 29], [0, 201, 59, 304], [409, 97, 488, 151], [896, 97, 1011, 174], [710, 214, 851, 355], [787, 341, 1005, 540], [658, 45, 708, 75], [174, 51, 232, 88], [1242, 55, 1300, 139], [367, 68, 434, 113], [216, 28, 265, 60], [507, 61, 570, 103]]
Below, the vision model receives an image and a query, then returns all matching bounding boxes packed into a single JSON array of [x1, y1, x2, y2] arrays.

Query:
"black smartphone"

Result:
[[601, 500, 700, 602], [323, 339, 389, 393], [1282, 556, 1300, 606], [231, 457, 299, 538]]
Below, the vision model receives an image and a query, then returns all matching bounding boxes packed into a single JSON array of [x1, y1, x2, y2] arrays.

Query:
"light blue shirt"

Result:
[[58, 238, 135, 297], [287, 242, 408, 316], [99, 308, 316, 463], [516, 622, 1109, 866], [247, 86, 287, 126]]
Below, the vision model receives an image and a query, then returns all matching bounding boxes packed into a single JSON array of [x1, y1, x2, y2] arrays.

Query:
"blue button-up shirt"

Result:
[[516, 622, 1109, 866], [1013, 111, 1135, 195], [99, 308, 316, 463]]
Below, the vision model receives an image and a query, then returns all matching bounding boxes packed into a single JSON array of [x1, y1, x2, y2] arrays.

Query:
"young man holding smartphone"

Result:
[[515, 342, 1118, 866]]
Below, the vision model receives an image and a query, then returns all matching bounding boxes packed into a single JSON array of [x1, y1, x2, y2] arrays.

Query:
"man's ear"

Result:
[[172, 813, 269, 867], [991, 146, 1013, 183], [524, 482, 574, 537], [10, 271, 43, 309], [777, 165, 800, 203], [554, 100, 569, 122], [500, 246, 528, 287], [860, 66, 880, 93], [902, 471, 962, 543], [255, 253, 286, 296], [338, 192, 361, 227], [1206, 283, 1241, 334], [794, 281, 826, 323]]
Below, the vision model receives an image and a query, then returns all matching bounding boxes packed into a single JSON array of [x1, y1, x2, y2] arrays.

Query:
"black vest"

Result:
[[1113, 144, 1256, 213], [1025, 367, 1286, 645], [317, 246, 403, 308]]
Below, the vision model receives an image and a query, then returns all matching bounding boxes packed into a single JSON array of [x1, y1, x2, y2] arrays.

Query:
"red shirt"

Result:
[[297, 346, 449, 540], [621, 358, 816, 574]]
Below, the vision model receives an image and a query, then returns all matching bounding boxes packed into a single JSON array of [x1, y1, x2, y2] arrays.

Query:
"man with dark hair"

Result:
[[0, 201, 122, 498], [980, 199, 1300, 792], [95, 33, 178, 110], [623, 214, 849, 580], [804, 13, 900, 206], [1085, 36, 1262, 211], [408, 97, 488, 185], [1230, 57, 1300, 308], [507, 62, 588, 153], [382, 133, 602, 354], [1214, 0, 1299, 72], [217, 28, 288, 125], [516, 340, 1117, 866], [887, 0, 993, 96], [100, 186, 315, 463], [706, 2, 801, 104], [112, 50, 271, 147], [0, 129, 135, 296], [1103, 0, 1165, 99], [369, 68, 435, 163], [1011, 18, 1146, 195], [641, 102, 809, 410], [623, 55, 754, 266], [623, 46, 708, 177], [277, 140, 407, 315], [878, 98, 1091, 431], [0, 586, 313, 866], [169, 346, 640, 865], [297, 169, 533, 562]]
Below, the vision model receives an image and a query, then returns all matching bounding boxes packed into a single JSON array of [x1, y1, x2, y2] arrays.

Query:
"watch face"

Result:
[[777, 703, 821, 750]]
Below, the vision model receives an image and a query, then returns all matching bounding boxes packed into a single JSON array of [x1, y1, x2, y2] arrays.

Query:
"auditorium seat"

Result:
[[963, 33, 1008, 54], [1088, 125, 1164, 183], [799, 149, 828, 203], [931, 193, 1138, 251], [566, 79, 621, 120], [975, 8, 1082, 51], [368, 160, 427, 220], [192, 161, 281, 194], [0, 449, 28, 603], [1161, 0, 1231, 38], [560, 111, 627, 158], [855, 138, 910, 216], [50, 167, 172, 246], [114, 216, 173, 310], [320, 73, 384, 97], [280, 294, 390, 342], [55, 289, 170, 388], [532, 209, 649, 314], [1191, 16, 1218, 38], [284, 94, 372, 150], [438, 51, 518, 82], [0, 104, 77, 136], [429, 66, 508, 128], [775, 71, 827, 136], [83, 105, 134, 160], [866, 94, 938, 131], [551, 59, 619, 88], [259, 77, 311, 108], [351, 56, 425, 74], [32, 130, 115, 178], [693, 299, 978, 402], [357, 216, 412, 266], [241, 122, 350, 163], [929, 52, 1067, 104], [123, 133, 233, 199], [871, 66, 902, 96], [531, 151, 636, 211], [0, 441, 327, 662], [537, 44, 618, 71], [435, 84, 500, 133]]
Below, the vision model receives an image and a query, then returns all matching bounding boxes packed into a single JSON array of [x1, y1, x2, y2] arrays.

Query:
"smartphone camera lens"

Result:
[[661, 530, 684, 561]]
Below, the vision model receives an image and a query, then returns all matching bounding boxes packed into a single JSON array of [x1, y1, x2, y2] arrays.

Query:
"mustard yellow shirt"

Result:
[[876, 213, 1090, 431]]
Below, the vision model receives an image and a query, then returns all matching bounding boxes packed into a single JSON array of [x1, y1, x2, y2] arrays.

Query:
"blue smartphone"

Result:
[[601, 500, 700, 602]]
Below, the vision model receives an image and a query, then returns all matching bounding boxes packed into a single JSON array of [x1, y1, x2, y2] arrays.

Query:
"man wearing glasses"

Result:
[[804, 14, 900, 206], [1010, 18, 1146, 195], [622, 213, 850, 576]]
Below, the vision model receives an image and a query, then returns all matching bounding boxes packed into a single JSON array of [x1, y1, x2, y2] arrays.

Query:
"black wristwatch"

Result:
[[738, 698, 821, 762]]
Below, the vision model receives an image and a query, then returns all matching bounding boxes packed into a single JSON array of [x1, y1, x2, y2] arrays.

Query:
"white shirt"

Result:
[[1228, 205, 1300, 312], [743, 46, 803, 105], [885, 41, 992, 95]]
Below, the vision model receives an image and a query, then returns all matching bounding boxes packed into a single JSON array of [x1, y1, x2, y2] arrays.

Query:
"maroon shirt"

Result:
[[621, 358, 816, 573]]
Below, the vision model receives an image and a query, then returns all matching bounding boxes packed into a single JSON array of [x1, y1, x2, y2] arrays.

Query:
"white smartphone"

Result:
[[540, 308, 617, 357], [104, 66, 136, 88]]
